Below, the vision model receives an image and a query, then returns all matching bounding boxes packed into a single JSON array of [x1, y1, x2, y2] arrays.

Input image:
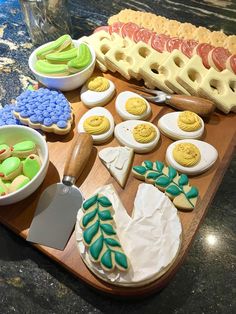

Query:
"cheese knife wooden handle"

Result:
[[63, 132, 93, 185], [166, 94, 215, 117]]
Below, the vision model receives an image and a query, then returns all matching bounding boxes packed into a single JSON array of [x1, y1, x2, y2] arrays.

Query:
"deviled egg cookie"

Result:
[[77, 107, 114, 144], [158, 111, 204, 140], [114, 120, 160, 153], [115, 91, 151, 120], [80, 76, 115, 108], [166, 139, 218, 175]]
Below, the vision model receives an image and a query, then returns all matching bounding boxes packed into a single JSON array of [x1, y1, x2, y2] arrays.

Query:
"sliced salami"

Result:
[[180, 39, 198, 58], [165, 37, 183, 52], [93, 25, 111, 34], [151, 33, 170, 52], [133, 28, 153, 44], [226, 54, 236, 74], [111, 22, 124, 34], [209, 47, 231, 71], [194, 43, 214, 69], [121, 22, 140, 39]]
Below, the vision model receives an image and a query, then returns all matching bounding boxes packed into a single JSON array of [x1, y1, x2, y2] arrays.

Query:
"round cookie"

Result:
[[0, 144, 12, 161], [0, 157, 22, 180], [22, 154, 41, 180], [12, 140, 36, 158], [9, 175, 30, 193]]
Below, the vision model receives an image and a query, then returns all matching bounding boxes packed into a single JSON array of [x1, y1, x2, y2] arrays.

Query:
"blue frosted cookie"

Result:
[[0, 104, 21, 126], [13, 88, 73, 135]]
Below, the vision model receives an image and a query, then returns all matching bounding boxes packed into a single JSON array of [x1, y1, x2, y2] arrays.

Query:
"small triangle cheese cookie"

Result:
[[99, 146, 134, 187]]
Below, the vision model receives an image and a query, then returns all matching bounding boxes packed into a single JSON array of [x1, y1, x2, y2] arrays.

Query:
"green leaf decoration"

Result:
[[81, 193, 129, 272], [168, 166, 177, 180], [186, 186, 199, 199], [144, 160, 153, 170], [100, 223, 116, 235], [98, 196, 112, 207], [166, 184, 181, 196], [82, 209, 97, 227], [133, 165, 147, 175], [132, 160, 199, 211], [147, 172, 162, 180], [83, 194, 98, 210], [89, 235, 104, 260], [115, 251, 128, 270], [155, 161, 164, 172], [178, 174, 189, 186], [98, 209, 112, 221], [105, 238, 121, 247], [101, 250, 113, 270], [83, 221, 99, 245], [155, 176, 171, 187]]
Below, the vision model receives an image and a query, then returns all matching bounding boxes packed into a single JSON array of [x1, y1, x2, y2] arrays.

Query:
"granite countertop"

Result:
[[0, 0, 235, 313]]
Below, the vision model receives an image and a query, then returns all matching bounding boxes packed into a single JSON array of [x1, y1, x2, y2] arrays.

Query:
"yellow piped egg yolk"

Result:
[[173, 143, 201, 167], [178, 111, 201, 132], [83, 115, 110, 135], [87, 76, 110, 92], [125, 97, 147, 116], [133, 124, 157, 143]]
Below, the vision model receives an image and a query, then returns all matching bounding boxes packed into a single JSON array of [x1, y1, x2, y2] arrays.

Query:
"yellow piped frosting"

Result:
[[83, 115, 110, 135], [133, 124, 157, 143], [173, 143, 201, 167], [177, 111, 202, 132], [125, 97, 147, 116], [87, 76, 110, 92]]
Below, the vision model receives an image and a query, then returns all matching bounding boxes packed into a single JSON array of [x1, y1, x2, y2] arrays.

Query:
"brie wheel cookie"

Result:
[[75, 183, 182, 287], [115, 91, 152, 121], [114, 120, 160, 153], [80, 76, 115, 108], [158, 111, 204, 140], [78, 107, 114, 144], [166, 139, 218, 175], [99, 146, 134, 187]]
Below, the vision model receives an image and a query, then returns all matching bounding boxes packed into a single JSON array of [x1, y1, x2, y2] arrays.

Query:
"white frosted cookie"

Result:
[[78, 107, 114, 144], [115, 91, 152, 121], [158, 111, 204, 140], [99, 146, 134, 187], [114, 120, 160, 153], [166, 139, 218, 175], [75, 183, 182, 286]]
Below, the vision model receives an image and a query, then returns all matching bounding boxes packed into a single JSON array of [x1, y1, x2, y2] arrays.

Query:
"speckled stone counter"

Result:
[[0, 0, 235, 313]]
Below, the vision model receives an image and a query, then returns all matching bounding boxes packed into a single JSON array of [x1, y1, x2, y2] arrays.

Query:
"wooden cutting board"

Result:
[[0, 72, 235, 297]]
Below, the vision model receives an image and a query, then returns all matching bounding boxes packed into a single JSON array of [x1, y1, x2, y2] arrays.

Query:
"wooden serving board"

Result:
[[0, 72, 235, 297]]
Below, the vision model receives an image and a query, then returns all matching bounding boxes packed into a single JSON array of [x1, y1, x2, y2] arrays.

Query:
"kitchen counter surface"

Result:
[[0, 0, 235, 313]]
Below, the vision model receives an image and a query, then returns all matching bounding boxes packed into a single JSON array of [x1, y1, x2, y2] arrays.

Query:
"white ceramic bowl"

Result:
[[28, 40, 96, 91], [0, 125, 49, 205]]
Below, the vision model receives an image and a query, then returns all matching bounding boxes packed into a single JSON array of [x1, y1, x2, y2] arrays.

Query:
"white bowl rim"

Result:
[[28, 39, 96, 80], [0, 125, 49, 201]]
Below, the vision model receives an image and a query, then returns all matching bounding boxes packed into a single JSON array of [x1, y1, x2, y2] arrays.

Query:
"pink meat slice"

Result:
[[133, 28, 153, 44], [111, 22, 124, 34], [181, 39, 199, 58], [165, 37, 183, 52], [93, 25, 111, 34], [151, 33, 170, 52], [195, 43, 214, 69], [120, 22, 140, 39], [211, 47, 231, 71]]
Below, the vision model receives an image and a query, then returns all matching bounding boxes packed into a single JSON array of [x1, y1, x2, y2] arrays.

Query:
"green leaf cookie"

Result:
[[132, 160, 199, 211], [80, 193, 129, 272]]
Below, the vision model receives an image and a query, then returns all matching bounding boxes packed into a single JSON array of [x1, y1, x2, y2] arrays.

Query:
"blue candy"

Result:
[[43, 118, 53, 126], [57, 120, 67, 128], [30, 115, 38, 124]]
